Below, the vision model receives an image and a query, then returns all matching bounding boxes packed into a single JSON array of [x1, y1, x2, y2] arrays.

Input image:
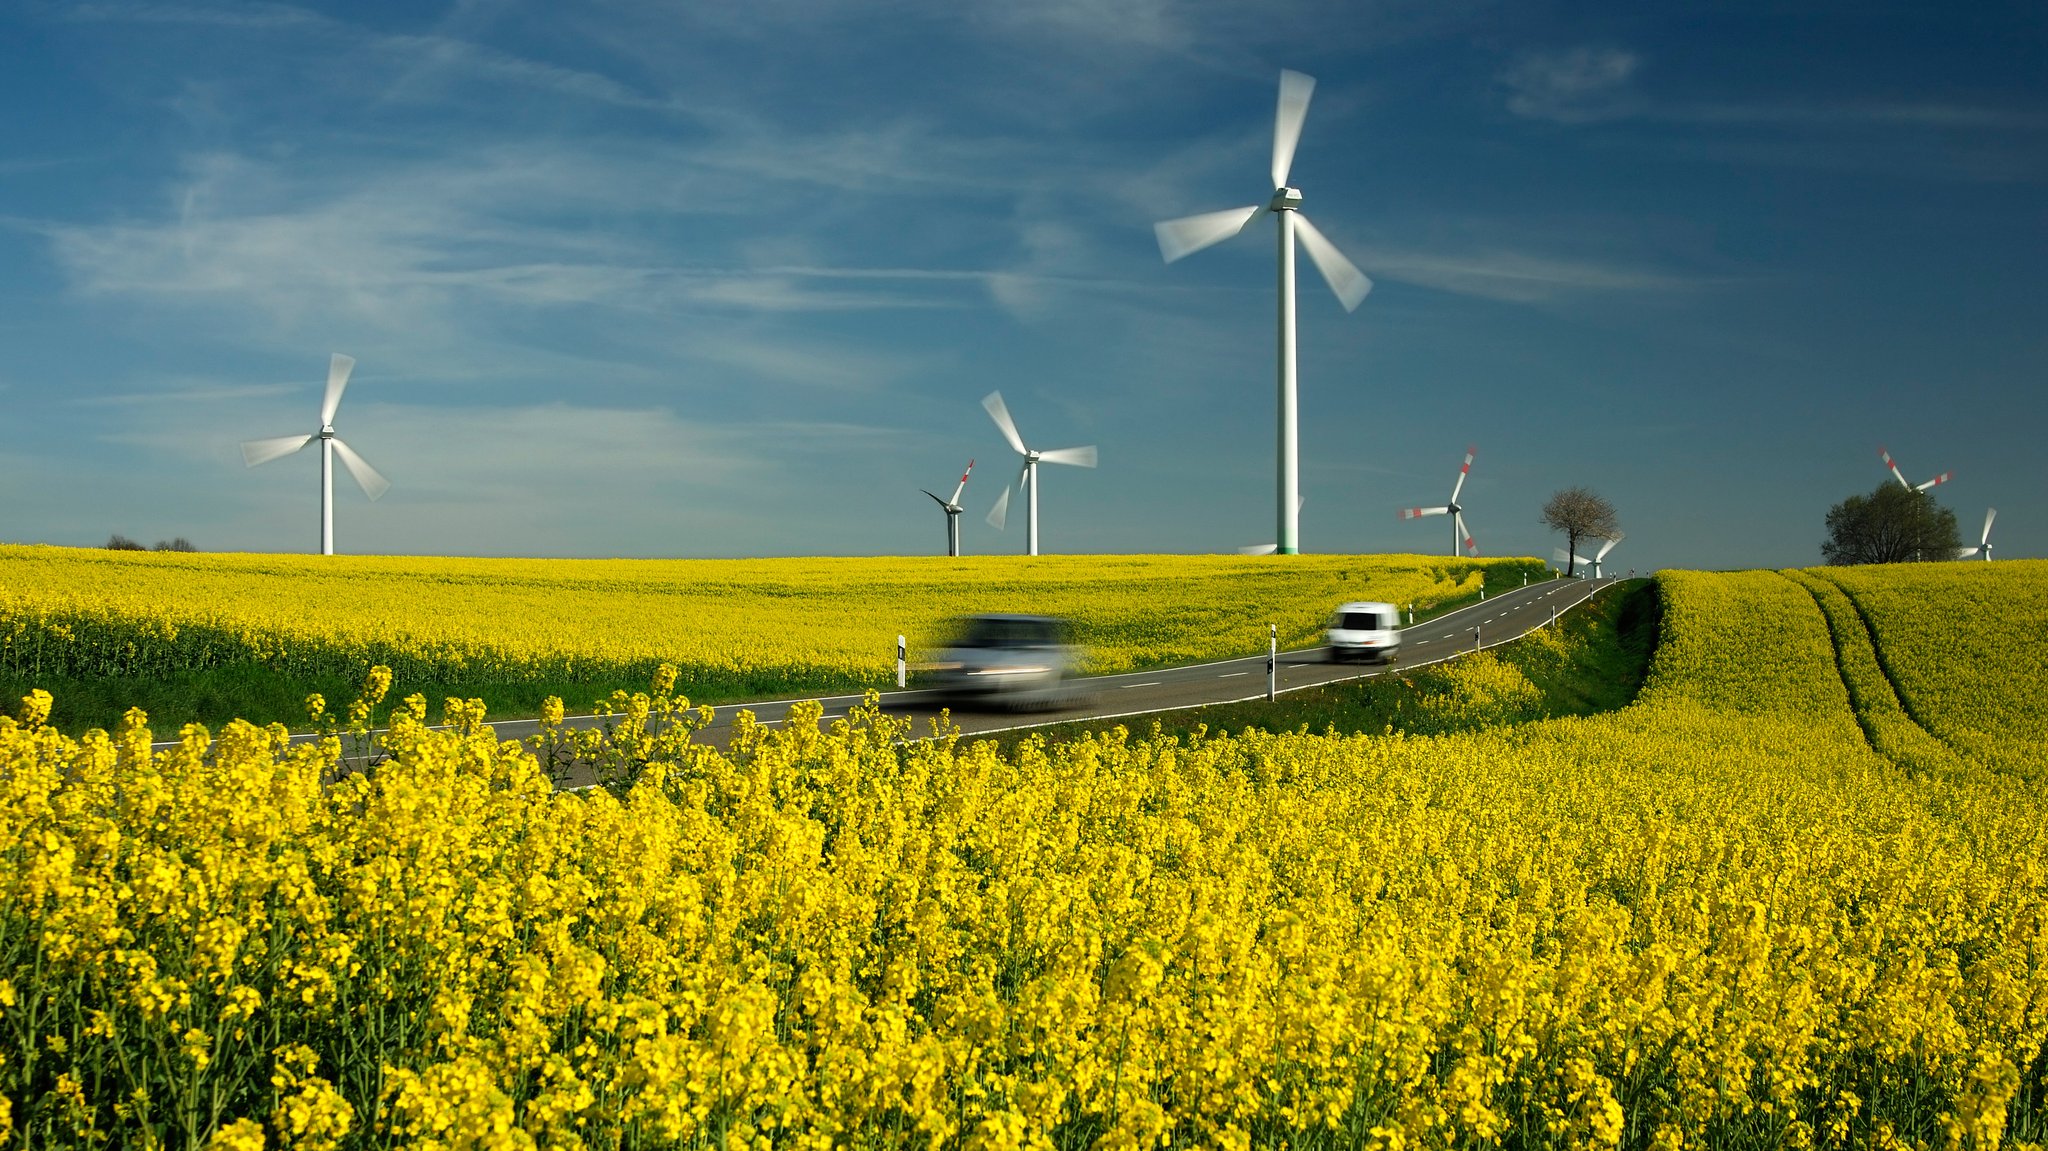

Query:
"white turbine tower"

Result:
[[981, 391, 1096, 557], [1155, 68, 1371, 556], [1589, 536, 1622, 578], [240, 354, 389, 556], [1399, 445, 1479, 556], [1880, 446, 1951, 493], [1957, 509, 1997, 560], [921, 460, 975, 557]]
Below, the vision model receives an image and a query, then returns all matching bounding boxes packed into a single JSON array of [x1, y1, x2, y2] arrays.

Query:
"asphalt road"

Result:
[[152, 574, 1621, 756]]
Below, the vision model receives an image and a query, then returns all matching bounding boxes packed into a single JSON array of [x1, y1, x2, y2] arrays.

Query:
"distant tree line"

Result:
[[106, 535, 197, 552]]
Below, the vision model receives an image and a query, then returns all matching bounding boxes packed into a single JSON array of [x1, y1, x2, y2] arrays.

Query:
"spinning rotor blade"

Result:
[[987, 485, 1012, 531], [1456, 512, 1477, 556], [1594, 538, 1620, 562], [1401, 506, 1450, 520], [1038, 445, 1097, 468], [1916, 471, 1951, 492], [241, 434, 313, 467], [1448, 445, 1476, 505], [1982, 507, 1998, 544], [1238, 543, 1279, 556], [1154, 206, 1262, 263], [330, 438, 390, 501], [320, 353, 356, 426], [981, 391, 1028, 456], [1293, 214, 1371, 312], [949, 460, 974, 506], [921, 489, 951, 510], [1879, 447, 1912, 491], [1271, 69, 1316, 189]]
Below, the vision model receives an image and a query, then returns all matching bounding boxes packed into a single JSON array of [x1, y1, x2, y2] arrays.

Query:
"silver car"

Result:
[[928, 614, 1082, 709]]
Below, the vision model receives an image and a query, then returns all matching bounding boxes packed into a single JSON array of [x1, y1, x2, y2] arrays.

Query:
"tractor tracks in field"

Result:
[[1780, 569, 1974, 779]]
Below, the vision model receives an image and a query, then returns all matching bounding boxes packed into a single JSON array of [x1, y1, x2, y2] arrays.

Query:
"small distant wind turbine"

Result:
[[920, 460, 975, 557], [1155, 68, 1372, 556], [241, 354, 389, 556], [982, 392, 1096, 557], [1880, 446, 1951, 493], [1589, 536, 1622, 578], [1957, 509, 1997, 561], [1399, 446, 1479, 557]]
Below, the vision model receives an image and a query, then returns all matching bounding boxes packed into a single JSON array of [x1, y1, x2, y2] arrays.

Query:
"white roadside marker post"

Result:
[[1268, 623, 1277, 702], [896, 635, 906, 689], [1550, 605, 1557, 630], [1407, 603, 1414, 625], [1473, 626, 1482, 653]]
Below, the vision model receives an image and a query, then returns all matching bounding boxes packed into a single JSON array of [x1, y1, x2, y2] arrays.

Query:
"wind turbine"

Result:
[[1553, 547, 1592, 577], [982, 391, 1096, 557], [1880, 446, 1951, 493], [241, 354, 389, 556], [1399, 445, 1479, 557], [1589, 536, 1622, 578], [1155, 68, 1372, 556], [1957, 509, 1997, 560], [920, 460, 975, 557]]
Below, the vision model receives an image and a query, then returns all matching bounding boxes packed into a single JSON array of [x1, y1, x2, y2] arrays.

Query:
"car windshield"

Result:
[[1339, 611, 1389, 631], [954, 616, 1061, 649]]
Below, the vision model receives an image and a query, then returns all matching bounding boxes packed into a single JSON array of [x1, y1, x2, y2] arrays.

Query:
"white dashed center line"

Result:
[[1121, 682, 1162, 689]]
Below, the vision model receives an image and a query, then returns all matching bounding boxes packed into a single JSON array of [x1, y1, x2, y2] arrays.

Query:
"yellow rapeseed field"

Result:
[[0, 546, 1525, 702], [0, 565, 2043, 1149]]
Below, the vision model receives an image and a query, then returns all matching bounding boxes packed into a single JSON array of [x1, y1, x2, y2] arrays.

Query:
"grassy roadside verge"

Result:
[[976, 578, 1659, 753], [5, 564, 1562, 737]]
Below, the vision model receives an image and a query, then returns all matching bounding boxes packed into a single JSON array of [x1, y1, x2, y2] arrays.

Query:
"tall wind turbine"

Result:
[[921, 460, 975, 557], [1399, 445, 1479, 556], [982, 391, 1096, 557], [1589, 536, 1622, 578], [1957, 509, 1997, 560], [1155, 68, 1372, 556], [1880, 446, 1951, 493], [241, 354, 389, 556]]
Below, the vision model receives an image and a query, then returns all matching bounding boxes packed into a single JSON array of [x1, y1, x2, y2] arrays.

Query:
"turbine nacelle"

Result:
[[1269, 186, 1303, 212]]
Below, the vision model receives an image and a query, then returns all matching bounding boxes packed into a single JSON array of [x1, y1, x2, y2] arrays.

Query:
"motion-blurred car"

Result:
[[1326, 601, 1401, 664], [927, 613, 1083, 709]]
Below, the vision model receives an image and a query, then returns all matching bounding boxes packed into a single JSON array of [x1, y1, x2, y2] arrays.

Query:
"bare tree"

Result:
[[153, 538, 197, 552], [105, 534, 145, 551], [1542, 487, 1620, 576]]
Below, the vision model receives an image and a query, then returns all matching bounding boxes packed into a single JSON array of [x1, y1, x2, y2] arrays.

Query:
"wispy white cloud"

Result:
[[1499, 46, 1641, 124], [1365, 245, 1702, 303]]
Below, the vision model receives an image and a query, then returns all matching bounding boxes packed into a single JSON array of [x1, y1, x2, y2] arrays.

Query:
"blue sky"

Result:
[[2, 0, 2041, 568]]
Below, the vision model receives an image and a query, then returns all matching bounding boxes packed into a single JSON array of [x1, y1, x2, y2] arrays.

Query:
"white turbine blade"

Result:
[[921, 488, 950, 509], [1154, 206, 1262, 263], [1956, 546, 1981, 559], [1595, 538, 1619, 562], [949, 459, 974, 506], [330, 438, 390, 501], [1879, 447, 1912, 491], [986, 485, 1011, 531], [1038, 445, 1097, 468], [1271, 69, 1316, 189], [1916, 471, 1951, 492], [1456, 512, 1477, 556], [1982, 507, 1997, 544], [1293, 214, 1372, 312], [1448, 444, 1476, 505], [1401, 506, 1451, 520], [241, 433, 312, 467], [1239, 543, 1279, 556], [320, 353, 356, 426], [981, 391, 1028, 456]]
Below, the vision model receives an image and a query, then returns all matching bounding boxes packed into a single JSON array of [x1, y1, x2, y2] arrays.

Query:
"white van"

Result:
[[1326, 601, 1401, 664]]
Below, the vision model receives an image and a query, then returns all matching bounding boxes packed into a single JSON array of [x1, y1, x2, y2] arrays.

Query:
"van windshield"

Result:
[[954, 617, 1061, 648], [1339, 611, 1390, 631]]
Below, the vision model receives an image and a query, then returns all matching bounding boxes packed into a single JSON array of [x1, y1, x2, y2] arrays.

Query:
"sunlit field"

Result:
[[2, 562, 2042, 1148], [0, 545, 1537, 731]]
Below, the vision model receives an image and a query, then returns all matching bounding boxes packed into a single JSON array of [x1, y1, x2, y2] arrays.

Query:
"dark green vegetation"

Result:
[[988, 578, 1659, 753], [1821, 483, 1961, 565]]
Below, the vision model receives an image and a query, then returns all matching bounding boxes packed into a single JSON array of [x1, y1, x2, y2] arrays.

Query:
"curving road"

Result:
[[152, 575, 1621, 755]]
